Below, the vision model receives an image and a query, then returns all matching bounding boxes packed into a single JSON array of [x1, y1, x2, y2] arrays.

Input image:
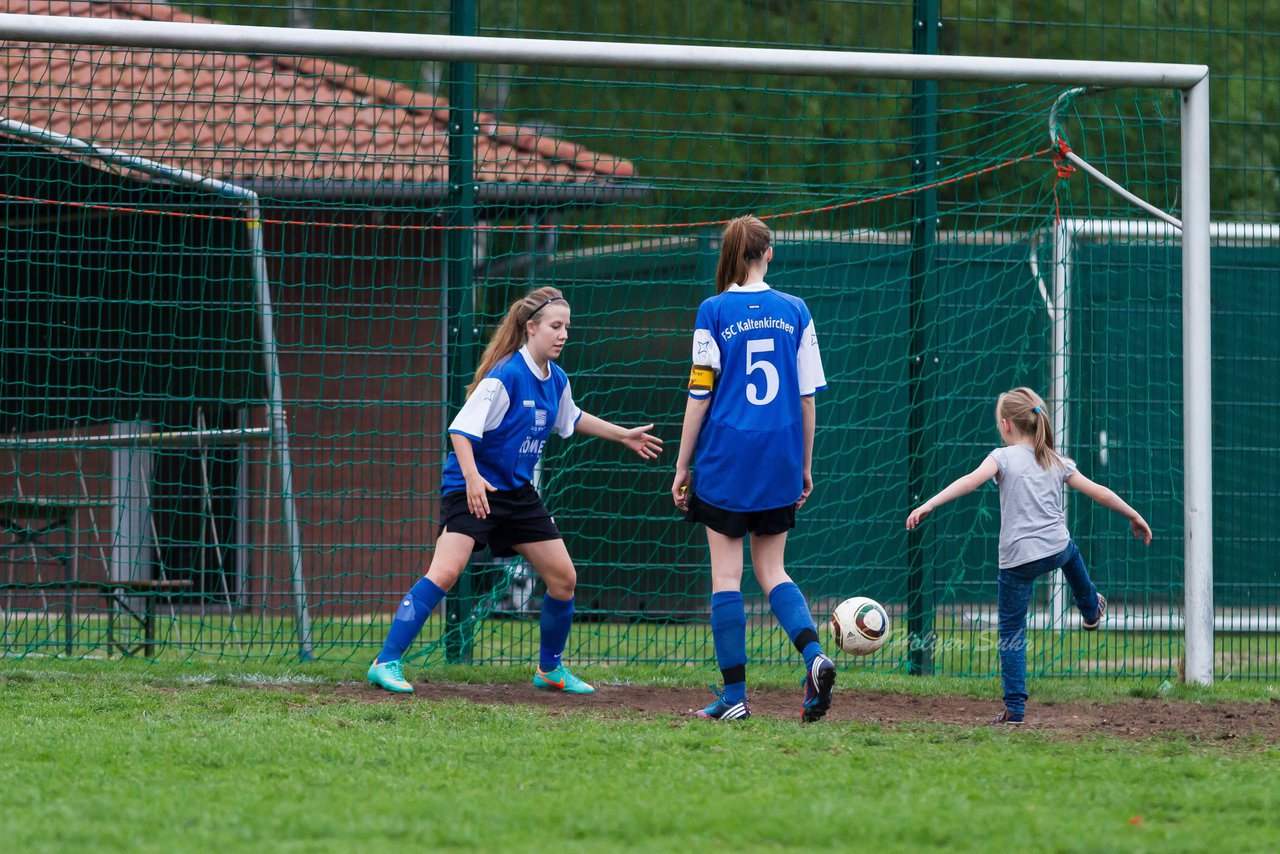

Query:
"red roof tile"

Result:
[[0, 0, 635, 189]]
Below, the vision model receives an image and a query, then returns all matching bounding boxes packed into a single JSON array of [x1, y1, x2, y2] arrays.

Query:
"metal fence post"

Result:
[[907, 0, 940, 676], [443, 0, 478, 664]]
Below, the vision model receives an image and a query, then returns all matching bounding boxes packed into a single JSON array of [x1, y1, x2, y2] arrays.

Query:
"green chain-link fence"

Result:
[[0, 3, 1271, 680]]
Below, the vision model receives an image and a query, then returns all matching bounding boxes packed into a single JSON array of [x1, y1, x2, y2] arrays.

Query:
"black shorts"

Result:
[[439, 483, 562, 558], [683, 489, 797, 538]]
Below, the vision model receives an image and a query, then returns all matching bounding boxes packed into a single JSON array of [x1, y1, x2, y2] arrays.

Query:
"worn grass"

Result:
[[7, 610, 1280, 682]]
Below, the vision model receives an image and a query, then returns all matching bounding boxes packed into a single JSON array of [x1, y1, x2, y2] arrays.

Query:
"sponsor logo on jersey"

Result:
[[519, 437, 548, 456]]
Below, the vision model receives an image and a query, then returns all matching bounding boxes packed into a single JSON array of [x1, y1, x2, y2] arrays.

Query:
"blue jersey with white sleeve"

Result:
[[688, 283, 826, 512], [441, 346, 582, 495]]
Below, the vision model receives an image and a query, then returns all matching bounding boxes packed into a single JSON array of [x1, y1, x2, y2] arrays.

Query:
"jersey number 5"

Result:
[[745, 338, 780, 406]]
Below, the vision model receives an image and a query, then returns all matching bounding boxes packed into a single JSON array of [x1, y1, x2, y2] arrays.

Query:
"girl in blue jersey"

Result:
[[368, 286, 663, 694], [906, 387, 1151, 723], [672, 215, 836, 722]]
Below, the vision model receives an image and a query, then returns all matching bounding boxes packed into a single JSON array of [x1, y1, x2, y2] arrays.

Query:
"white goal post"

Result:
[[0, 13, 1214, 684]]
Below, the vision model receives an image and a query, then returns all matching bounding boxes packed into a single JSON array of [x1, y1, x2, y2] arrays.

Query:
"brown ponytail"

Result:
[[996, 387, 1066, 470], [714, 215, 772, 294], [466, 286, 565, 397]]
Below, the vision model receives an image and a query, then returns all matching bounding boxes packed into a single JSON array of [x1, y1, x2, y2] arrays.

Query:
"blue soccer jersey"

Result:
[[688, 283, 826, 512], [441, 346, 582, 494]]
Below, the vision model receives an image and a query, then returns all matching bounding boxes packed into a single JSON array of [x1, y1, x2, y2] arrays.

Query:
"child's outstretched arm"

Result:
[[905, 457, 1000, 530], [1066, 471, 1153, 545], [574, 412, 664, 460]]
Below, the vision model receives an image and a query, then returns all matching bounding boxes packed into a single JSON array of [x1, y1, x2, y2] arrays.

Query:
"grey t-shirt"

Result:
[[988, 444, 1078, 569]]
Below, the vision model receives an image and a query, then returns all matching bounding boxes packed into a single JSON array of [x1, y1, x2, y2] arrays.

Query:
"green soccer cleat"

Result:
[[532, 665, 595, 695], [366, 659, 414, 694]]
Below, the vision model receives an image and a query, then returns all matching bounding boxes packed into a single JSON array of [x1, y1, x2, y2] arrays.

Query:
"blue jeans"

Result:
[[997, 540, 1101, 717]]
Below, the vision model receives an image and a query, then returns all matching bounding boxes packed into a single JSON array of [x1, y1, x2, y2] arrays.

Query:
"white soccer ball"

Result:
[[830, 596, 890, 656]]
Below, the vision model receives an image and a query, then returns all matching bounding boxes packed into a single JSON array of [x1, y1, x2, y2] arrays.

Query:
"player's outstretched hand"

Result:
[[1130, 513, 1153, 545], [465, 475, 497, 519], [622, 423, 663, 460], [905, 503, 932, 530], [671, 466, 691, 510]]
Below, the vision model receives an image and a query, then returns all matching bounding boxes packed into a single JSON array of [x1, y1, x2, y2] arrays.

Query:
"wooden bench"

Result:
[[100, 578, 194, 657], [0, 497, 109, 654], [0, 578, 194, 657], [0, 498, 194, 655], [0, 497, 93, 569]]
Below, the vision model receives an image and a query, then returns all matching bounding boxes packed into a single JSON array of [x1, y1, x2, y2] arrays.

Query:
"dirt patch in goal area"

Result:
[[318, 680, 1280, 743]]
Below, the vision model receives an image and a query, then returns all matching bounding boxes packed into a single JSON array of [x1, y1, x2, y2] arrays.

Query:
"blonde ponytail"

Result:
[[996, 387, 1065, 470], [466, 286, 565, 397]]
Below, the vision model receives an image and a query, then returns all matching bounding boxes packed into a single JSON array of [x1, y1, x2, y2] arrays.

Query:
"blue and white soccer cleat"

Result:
[[801, 653, 837, 722], [694, 688, 750, 721], [533, 665, 596, 694], [366, 658, 414, 694]]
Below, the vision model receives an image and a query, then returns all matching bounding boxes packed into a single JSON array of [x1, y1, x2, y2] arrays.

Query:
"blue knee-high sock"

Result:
[[710, 590, 747, 704], [378, 576, 447, 663], [539, 594, 575, 672], [768, 581, 823, 667]]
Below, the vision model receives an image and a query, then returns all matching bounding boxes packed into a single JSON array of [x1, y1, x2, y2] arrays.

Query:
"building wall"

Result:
[[263, 208, 450, 616]]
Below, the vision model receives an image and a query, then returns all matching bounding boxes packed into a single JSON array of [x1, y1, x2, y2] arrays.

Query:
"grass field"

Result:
[[2, 659, 1278, 852]]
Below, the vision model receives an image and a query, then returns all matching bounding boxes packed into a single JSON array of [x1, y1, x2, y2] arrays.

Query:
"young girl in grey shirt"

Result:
[[906, 387, 1152, 724]]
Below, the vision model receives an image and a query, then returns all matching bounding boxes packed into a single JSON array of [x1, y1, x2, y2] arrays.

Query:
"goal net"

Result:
[[0, 11, 1225, 680]]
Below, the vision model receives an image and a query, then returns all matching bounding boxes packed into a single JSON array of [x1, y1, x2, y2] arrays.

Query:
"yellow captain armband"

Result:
[[688, 365, 715, 392]]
